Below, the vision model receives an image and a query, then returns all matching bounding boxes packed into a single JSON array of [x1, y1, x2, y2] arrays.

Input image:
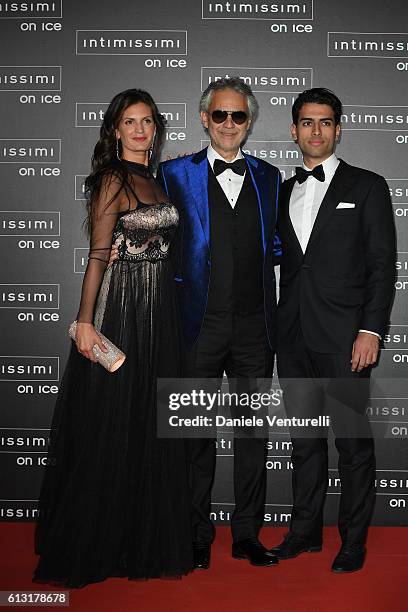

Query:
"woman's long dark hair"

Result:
[[84, 89, 166, 235]]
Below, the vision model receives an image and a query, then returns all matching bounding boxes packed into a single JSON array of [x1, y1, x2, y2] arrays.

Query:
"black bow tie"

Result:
[[295, 164, 325, 184], [213, 158, 246, 177]]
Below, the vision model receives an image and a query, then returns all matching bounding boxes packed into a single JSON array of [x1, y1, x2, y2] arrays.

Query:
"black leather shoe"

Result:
[[270, 532, 322, 559], [331, 545, 366, 573], [232, 539, 279, 566], [193, 544, 211, 570]]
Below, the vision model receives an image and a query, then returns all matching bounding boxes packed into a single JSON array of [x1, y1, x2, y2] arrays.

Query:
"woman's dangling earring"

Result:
[[116, 139, 121, 161], [149, 131, 156, 161]]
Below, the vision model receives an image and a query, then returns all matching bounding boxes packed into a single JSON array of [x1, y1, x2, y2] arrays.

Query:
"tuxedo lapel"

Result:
[[306, 160, 354, 253], [188, 148, 210, 249], [244, 154, 270, 254], [281, 177, 304, 258]]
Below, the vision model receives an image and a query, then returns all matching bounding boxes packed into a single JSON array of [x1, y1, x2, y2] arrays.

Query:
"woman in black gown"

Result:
[[33, 89, 193, 587]]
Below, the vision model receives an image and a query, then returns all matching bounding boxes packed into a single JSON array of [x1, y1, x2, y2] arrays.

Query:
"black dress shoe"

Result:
[[193, 544, 211, 570], [270, 532, 322, 559], [232, 539, 279, 566], [331, 545, 366, 573]]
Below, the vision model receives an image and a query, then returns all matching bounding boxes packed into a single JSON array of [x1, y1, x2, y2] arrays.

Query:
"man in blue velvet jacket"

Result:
[[157, 78, 281, 570]]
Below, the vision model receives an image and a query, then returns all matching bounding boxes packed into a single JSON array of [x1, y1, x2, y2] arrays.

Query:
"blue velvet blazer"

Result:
[[158, 147, 281, 350]]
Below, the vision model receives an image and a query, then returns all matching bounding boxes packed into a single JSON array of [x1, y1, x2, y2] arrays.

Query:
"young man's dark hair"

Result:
[[292, 87, 343, 125]]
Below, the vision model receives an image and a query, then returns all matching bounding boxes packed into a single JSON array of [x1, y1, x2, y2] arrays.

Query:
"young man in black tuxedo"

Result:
[[271, 88, 396, 572]]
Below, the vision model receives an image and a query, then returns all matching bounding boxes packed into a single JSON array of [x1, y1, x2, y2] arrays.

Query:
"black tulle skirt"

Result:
[[33, 259, 193, 587]]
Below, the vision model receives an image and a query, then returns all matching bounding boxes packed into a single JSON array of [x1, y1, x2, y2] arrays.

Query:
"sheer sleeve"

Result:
[[77, 175, 122, 324]]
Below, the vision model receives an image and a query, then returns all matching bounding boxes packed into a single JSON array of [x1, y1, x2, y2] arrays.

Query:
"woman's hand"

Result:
[[108, 243, 119, 267], [75, 322, 107, 362]]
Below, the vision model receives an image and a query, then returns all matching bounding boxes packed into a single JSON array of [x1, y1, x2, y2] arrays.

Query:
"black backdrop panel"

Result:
[[0, 0, 407, 525]]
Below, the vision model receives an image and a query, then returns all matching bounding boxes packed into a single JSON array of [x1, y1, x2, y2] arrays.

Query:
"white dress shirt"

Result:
[[290, 153, 379, 339], [289, 153, 339, 253], [207, 144, 245, 208]]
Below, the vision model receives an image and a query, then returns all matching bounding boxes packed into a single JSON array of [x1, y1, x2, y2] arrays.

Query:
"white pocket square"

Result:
[[336, 202, 355, 209]]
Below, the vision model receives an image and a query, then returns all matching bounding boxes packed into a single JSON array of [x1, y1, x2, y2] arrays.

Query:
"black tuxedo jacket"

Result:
[[277, 159, 396, 353]]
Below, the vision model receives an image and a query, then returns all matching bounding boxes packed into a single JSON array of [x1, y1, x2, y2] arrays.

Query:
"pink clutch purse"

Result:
[[69, 320, 126, 373]]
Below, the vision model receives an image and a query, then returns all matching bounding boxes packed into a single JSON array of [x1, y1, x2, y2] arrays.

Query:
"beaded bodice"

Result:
[[113, 203, 178, 263]]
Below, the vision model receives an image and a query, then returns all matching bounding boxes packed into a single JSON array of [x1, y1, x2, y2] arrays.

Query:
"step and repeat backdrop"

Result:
[[0, 0, 407, 526]]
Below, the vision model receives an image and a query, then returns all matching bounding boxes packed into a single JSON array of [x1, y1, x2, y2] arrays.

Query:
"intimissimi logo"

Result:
[[0, 139, 61, 163], [341, 106, 408, 131], [76, 30, 187, 55], [75, 102, 186, 128], [0, 356, 59, 381], [328, 32, 408, 58], [202, 1, 313, 20], [0, 2, 62, 18], [201, 67, 312, 92], [0, 66, 61, 91]]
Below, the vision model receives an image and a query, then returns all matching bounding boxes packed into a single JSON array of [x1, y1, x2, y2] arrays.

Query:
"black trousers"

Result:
[[184, 310, 273, 544], [277, 333, 376, 547]]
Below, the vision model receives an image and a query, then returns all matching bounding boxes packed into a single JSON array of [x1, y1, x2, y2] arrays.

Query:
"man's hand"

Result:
[[108, 243, 119, 267], [351, 332, 380, 372]]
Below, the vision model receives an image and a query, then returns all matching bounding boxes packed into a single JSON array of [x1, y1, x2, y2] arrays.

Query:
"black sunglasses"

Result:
[[210, 110, 248, 125]]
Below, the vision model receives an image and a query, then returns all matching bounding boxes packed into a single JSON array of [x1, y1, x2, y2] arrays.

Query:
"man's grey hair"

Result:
[[199, 77, 259, 121]]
